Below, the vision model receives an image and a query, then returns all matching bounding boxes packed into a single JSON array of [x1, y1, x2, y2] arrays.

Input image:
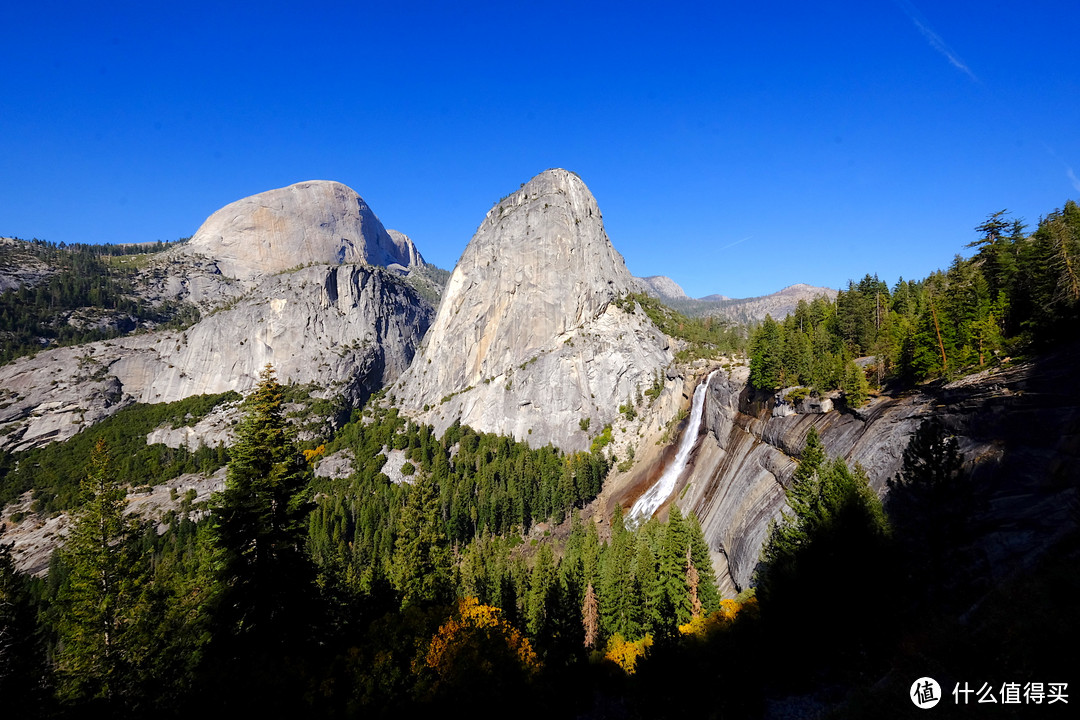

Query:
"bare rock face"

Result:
[[394, 169, 672, 450], [0, 237, 57, 293], [386, 230, 426, 271], [0, 264, 433, 451], [184, 181, 421, 281], [702, 283, 837, 324], [677, 368, 929, 596], [677, 349, 1080, 598], [634, 275, 690, 302]]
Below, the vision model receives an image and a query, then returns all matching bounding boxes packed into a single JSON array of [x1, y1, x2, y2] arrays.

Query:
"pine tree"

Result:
[[54, 438, 140, 703], [599, 506, 636, 638], [211, 365, 314, 646], [841, 355, 870, 408], [658, 506, 691, 632], [632, 540, 663, 636], [392, 469, 451, 608], [526, 544, 556, 637], [749, 315, 784, 390], [887, 417, 979, 609], [1, 527, 46, 712], [685, 511, 720, 614]]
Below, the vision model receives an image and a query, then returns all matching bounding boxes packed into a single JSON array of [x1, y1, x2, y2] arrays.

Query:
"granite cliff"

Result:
[[182, 180, 423, 281], [393, 169, 672, 451], [0, 182, 435, 452], [657, 348, 1080, 598]]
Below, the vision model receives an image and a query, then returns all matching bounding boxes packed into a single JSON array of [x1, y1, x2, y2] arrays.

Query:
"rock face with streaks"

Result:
[[673, 347, 1080, 598], [394, 169, 672, 450], [183, 180, 423, 281]]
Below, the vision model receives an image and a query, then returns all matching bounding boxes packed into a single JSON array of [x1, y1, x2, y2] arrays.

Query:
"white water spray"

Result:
[[629, 370, 717, 524]]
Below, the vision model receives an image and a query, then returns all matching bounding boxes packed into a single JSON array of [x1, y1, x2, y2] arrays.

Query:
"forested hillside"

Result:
[[747, 201, 1080, 404], [0, 238, 198, 364], [1, 198, 1078, 717]]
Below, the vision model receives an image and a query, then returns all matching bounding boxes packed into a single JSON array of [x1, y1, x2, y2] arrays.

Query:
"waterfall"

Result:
[[629, 369, 717, 523]]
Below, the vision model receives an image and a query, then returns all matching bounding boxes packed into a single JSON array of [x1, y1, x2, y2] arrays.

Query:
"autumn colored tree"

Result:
[[419, 597, 539, 704], [582, 582, 599, 650]]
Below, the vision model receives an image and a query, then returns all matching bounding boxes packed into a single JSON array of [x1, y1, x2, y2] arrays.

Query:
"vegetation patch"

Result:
[[0, 391, 238, 512], [0, 238, 199, 365]]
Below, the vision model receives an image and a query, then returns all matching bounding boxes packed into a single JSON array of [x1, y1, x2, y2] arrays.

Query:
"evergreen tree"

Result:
[[392, 469, 452, 608], [887, 418, 981, 610], [765, 427, 826, 563], [599, 506, 636, 638], [0, 527, 47, 713], [685, 511, 720, 615], [526, 544, 556, 637], [210, 365, 314, 647], [54, 438, 141, 704], [840, 355, 870, 408], [632, 540, 663, 636], [748, 315, 784, 390], [658, 506, 691, 633]]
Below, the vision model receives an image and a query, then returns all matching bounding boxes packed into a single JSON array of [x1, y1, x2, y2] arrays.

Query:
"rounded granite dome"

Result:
[[185, 180, 419, 280]]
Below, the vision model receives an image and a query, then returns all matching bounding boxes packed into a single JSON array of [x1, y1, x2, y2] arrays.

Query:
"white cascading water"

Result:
[[629, 370, 718, 524]]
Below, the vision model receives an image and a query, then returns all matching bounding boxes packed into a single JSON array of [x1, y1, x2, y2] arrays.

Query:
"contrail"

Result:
[[718, 236, 752, 251], [1040, 142, 1080, 194], [895, 0, 978, 82], [1067, 168, 1080, 194]]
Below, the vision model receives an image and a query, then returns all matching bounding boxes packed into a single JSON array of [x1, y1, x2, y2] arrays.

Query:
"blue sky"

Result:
[[3, 1, 1077, 299]]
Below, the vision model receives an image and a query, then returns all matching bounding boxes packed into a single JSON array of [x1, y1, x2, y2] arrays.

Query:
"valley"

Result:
[[1, 169, 1078, 717]]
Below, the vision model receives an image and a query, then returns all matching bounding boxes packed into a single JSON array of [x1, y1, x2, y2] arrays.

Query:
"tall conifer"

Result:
[[55, 438, 139, 703], [211, 365, 314, 646]]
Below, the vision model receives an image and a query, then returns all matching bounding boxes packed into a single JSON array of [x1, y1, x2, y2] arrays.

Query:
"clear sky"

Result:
[[3, 1, 1077, 299]]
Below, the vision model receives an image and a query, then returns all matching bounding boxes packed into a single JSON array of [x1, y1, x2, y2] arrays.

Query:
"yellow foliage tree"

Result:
[[678, 597, 756, 639], [420, 597, 540, 696], [303, 444, 325, 464], [603, 633, 653, 674]]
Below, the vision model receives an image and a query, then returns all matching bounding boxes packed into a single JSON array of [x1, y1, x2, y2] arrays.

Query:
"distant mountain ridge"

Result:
[[632, 274, 837, 323]]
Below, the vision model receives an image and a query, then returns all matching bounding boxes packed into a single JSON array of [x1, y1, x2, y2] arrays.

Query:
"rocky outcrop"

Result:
[[634, 280, 836, 324], [183, 181, 422, 281], [634, 275, 689, 302], [386, 230, 426, 271], [130, 251, 248, 312], [1, 468, 226, 576], [0, 237, 56, 293], [674, 349, 1080, 598], [394, 169, 672, 451], [676, 368, 927, 596], [0, 264, 433, 451]]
